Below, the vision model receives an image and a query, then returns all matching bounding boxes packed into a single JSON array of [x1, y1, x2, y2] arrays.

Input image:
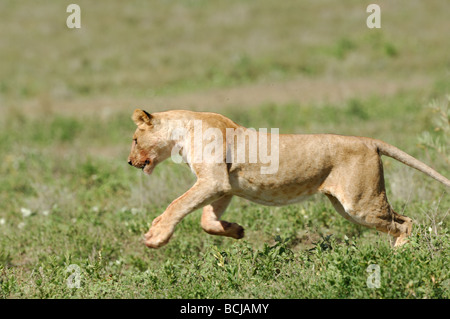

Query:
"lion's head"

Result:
[[127, 109, 173, 175]]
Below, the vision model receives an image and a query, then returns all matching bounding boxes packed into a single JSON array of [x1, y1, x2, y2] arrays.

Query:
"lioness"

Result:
[[127, 109, 449, 248]]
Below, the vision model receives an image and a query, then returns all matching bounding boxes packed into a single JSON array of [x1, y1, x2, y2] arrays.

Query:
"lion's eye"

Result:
[[133, 138, 137, 145]]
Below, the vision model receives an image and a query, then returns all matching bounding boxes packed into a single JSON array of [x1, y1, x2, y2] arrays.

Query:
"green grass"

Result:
[[1, 208, 449, 298], [1, 96, 449, 299], [1, 0, 449, 299]]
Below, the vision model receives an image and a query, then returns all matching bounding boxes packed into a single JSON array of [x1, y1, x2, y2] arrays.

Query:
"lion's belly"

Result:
[[234, 190, 312, 206], [230, 175, 320, 206], [227, 141, 332, 206]]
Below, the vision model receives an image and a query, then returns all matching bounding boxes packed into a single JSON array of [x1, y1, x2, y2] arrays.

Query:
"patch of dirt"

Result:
[[14, 74, 432, 118]]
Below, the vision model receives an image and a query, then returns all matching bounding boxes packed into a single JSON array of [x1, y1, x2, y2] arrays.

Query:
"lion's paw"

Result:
[[143, 224, 173, 249]]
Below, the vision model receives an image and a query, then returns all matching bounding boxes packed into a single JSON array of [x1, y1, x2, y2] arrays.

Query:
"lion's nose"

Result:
[[127, 160, 133, 166]]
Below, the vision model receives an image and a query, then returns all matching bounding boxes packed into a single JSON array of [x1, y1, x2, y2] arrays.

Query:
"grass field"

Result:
[[0, 1, 449, 299]]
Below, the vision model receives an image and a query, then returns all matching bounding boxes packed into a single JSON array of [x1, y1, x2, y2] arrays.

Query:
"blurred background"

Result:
[[0, 0, 449, 298], [1, 1, 449, 114]]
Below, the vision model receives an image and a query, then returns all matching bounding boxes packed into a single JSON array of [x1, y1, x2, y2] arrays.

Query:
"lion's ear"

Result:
[[132, 109, 153, 127]]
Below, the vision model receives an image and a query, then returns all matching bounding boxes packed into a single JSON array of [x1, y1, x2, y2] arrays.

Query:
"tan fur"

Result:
[[128, 109, 450, 249]]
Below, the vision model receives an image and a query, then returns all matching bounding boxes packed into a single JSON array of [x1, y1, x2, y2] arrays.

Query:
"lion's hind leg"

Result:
[[323, 184, 413, 248], [390, 211, 413, 247], [365, 205, 413, 248], [322, 152, 413, 247], [328, 191, 413, 247], [201, 195, 245, 239]]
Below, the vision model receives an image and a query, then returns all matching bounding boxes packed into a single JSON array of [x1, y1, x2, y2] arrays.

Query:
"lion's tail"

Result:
[[374, 140, 450, 188]]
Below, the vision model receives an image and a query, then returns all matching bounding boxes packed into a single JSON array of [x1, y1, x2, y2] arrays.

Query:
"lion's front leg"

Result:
[[201, 195, 245, 239], [144, 180, 228, 248]]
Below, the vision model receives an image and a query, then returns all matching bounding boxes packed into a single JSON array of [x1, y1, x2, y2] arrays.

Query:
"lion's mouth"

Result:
[[142, 159, 154, 175]]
